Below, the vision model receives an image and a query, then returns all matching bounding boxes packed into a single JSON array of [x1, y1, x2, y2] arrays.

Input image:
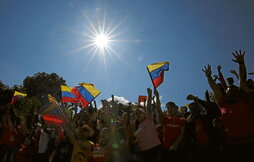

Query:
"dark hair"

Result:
[[166, 102, 176, 107], [188, 102, 199, 110], [226, 77, 234, 84]]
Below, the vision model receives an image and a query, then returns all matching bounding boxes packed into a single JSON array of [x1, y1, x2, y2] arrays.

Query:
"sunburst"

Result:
[[70, 8, 129, 72]]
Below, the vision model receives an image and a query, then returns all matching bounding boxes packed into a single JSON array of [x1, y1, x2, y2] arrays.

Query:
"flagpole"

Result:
[[94, 100, 97, 110]]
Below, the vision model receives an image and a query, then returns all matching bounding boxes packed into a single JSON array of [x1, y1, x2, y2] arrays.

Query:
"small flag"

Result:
[[147, 61, 169, 88], [48, 94, 57, 103], [10, 91, 27, 104], [138, 96, 147, 106], [61, 85, 77, 103], [40, 94, 65, 125], [40, 94, 58, 115], [72, 82, 101, 108]]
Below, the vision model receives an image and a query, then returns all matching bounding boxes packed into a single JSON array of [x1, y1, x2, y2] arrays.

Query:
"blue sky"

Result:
[[0, 0, 254, 108]]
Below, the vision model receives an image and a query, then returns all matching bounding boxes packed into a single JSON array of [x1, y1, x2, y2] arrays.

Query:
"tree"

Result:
[[0, 80, 13, 106], [23, 72, 66, 104], [13, 96, 41, 118]]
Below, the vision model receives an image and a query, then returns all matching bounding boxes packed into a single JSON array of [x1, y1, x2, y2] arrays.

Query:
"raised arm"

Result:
[[217, 65, 227, 89], [232, 50, 249, 92], [146, 88, 152, 114], [202, 65, 222, 102], [154, 88, 165, 123], [186, 94, 207, 107], [230, 70, 239, 80]]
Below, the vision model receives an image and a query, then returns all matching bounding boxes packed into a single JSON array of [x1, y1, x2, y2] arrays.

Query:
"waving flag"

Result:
[[147, 61, 169, 88], [71, 83, 101, 108], [61, 85, 77, 103], [40, 94, 65, 125], [10, 91, 27, 104]]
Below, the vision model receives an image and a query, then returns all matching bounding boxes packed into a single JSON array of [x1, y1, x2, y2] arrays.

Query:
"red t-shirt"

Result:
[[194, 119, 209, 147], [218, 97, 254, 144], [0, 126, 20, 147], [163, 116, 186, 148]]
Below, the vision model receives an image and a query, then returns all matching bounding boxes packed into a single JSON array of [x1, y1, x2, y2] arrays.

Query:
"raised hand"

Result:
[[230, 70, 237, 75], [213, 75, 219, 81], [154, 88, 159, 97], [147, 88, 152, 96], [202, 65, 212, 77], [217, 65, 222, 72], [249, 72, 254, 75], [186, 94, 198, 101], [232, 50, 245, 64]]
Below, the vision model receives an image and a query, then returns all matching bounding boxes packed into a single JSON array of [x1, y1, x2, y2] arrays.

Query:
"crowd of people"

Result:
[[0, 50, 254, 162]]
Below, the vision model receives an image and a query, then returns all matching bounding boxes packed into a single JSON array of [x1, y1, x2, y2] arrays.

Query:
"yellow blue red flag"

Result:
[[61, 85, 77, 103], [10, 91, 27, 104], [71, 82, 101, 108], [147, 61, 169, 88]]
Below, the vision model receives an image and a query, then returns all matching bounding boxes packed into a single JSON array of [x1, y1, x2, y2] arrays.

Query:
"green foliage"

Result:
[[0, 81, 13, 106], [23, 72, 66, 104], [13, 96, 41, 118]]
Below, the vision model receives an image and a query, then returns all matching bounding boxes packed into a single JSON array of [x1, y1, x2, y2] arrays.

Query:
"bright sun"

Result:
[[73, 8, 126, 69], [94, 34, 109, 48]]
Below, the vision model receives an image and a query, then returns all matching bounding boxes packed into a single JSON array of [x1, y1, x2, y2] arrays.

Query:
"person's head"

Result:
[[166, 102, 178, 116], [77, 125, 93, 139], [101, 100, 109, 108], [226, 77, 234, 86], [226, 85, 239, 103], [188, 102, 200, 117], [100, 127, 110, 145], [180, 106, 188, 114], [208, 92, 216, 102], [135, 108, 146, 122]]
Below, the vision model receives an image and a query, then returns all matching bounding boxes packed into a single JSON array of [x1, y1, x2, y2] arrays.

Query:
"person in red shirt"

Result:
[[202, 50, 254, 161], [0, 111, 21, 162], [185, 102, 212, 162], [154, 88, 186, 162]]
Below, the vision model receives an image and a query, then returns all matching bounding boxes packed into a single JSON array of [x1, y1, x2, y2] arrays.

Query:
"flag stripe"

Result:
[[71, 86, 90, 108], [13, 91, 27, 97], [62, 97, 77, 103], [11, 94, 26, 104], [61, 91, 76, 98], [42, 115, 63, 124], [153, 74, 164, 88], [82, 84, 101, 97], [61, 85, 72, 92], [149, 63, 169, 80], [147, 61, 169, 73], [39, 102, 59, 115], [77, 86, 95, 103], [61, 85, 77, 103]]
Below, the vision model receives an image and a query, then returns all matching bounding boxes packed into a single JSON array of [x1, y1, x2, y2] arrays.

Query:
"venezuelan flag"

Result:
[[147, 61, 169, 88], [40, 94, 65, 125], [61, 85, 77, 103], [40, 94, 59, 115], [71, 83, 101, 108], [10, 91, 27, 104]]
